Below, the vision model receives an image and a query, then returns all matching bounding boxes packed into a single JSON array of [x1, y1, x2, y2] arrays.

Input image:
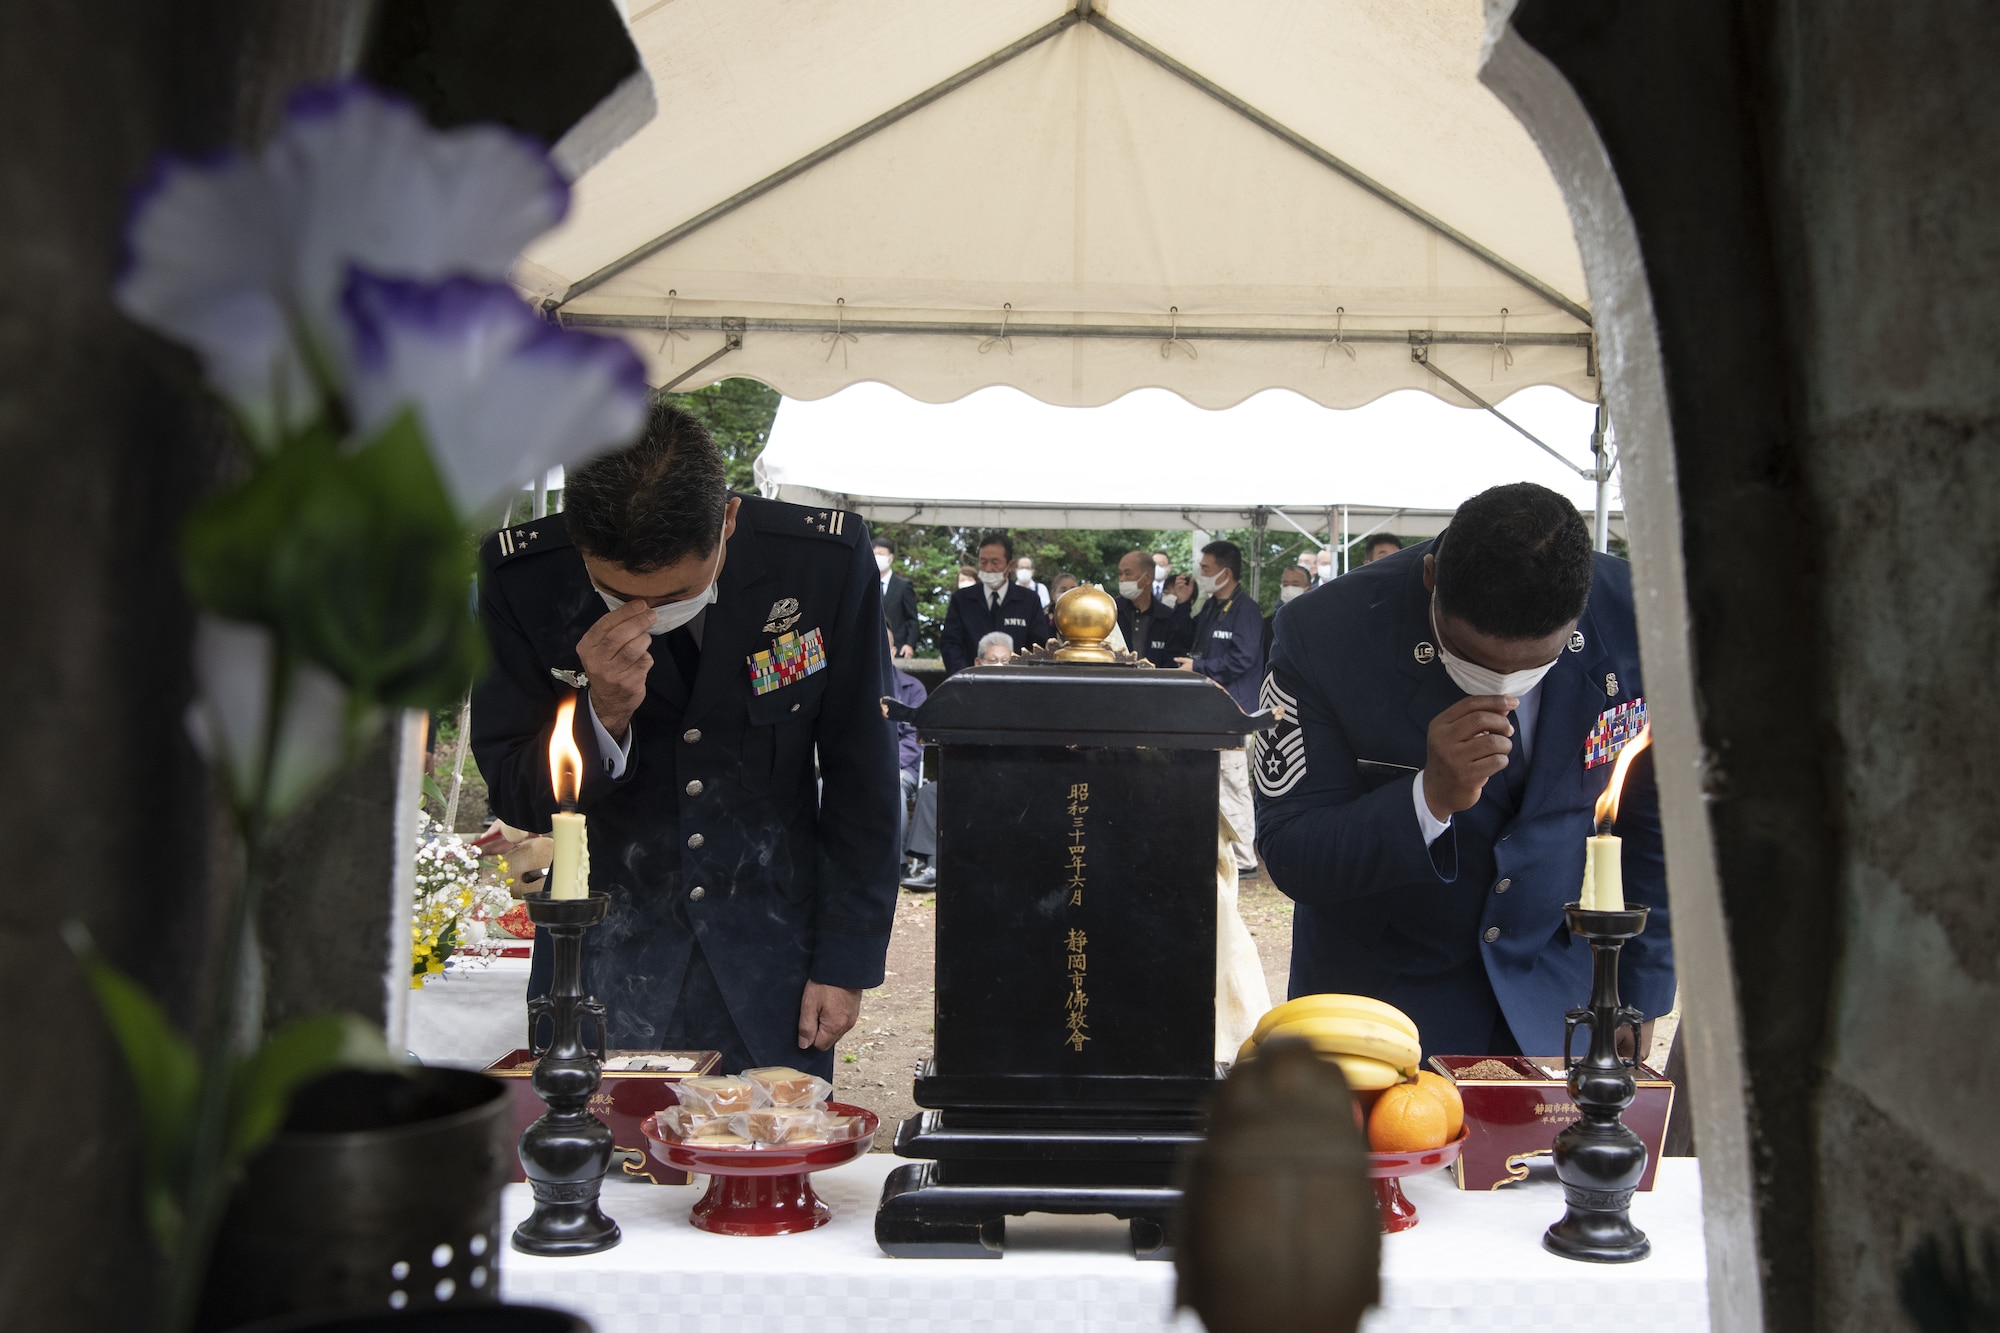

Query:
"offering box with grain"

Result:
[[486, 1047, 720, 1185], [1429, 1054, 1674, 1192]]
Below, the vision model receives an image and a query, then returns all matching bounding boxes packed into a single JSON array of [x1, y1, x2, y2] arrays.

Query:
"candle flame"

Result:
[[1594, 723, 1653, 829], [548, 692, 583, 807]]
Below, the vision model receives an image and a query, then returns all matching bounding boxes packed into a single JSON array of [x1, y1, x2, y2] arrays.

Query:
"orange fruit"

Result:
[[1414, 1070, 1465, 1141], [1367, 1081, 1449, 1153]]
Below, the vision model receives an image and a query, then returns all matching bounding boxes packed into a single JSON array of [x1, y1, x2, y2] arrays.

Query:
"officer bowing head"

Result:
[[1255, 480, 1670, 1060], [470, 400, 899, 1080]]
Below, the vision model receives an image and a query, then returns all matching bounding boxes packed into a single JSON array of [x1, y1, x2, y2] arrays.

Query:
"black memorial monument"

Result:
[[875, 587, 1269, 1258]]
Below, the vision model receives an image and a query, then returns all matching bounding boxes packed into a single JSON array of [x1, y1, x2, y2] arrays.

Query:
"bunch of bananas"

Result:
[[1233, 994, 1422, 1090]]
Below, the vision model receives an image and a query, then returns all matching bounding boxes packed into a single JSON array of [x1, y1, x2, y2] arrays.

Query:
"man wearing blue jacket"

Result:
[[1177, 539, 1265, 874], [1254, 483, 1671, 1060]]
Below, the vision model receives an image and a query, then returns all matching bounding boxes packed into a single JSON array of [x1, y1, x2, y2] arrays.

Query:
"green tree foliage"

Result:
[[663, 377, 782, 491]]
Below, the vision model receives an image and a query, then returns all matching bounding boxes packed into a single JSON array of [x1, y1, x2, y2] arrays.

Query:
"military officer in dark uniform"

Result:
[[470, 403, 899, 1079], [1113, 549, 1193, 667], [938, 531, 1049, 673], [1254, 482, 1672, 1060]]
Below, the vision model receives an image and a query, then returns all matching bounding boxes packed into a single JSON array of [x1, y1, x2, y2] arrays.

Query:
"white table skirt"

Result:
[[498, 1153, 1708, 1332], [407, 956, 533, 1069]]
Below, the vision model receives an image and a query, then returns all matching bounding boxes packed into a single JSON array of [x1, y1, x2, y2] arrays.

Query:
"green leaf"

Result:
[[63, 923, 199, 1253], [226, 1013, 401, 1167], [421, 772, 446, 810], [181, 423, 344, 624]]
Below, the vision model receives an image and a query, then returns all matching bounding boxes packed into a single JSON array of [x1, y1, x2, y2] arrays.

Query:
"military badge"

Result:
[[762, 597, 803, 634], [1254, 673, 1308, 798], [747, 627, 828, 696], [1584, 697, 1647, 768], [549, 667, 589, 689], [1413, 642, 1436, 665], [1569, 630, 1586, 652]]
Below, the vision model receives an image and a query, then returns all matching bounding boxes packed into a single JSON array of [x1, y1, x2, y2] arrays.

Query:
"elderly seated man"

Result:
[[900, 631, 1015, 891]]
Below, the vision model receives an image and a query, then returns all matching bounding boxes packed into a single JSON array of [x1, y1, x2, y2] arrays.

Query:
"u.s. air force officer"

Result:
[[1254, 483, 1671, 1059], [939, 531, 1049, 673], [470, 403, 898, 1079], [1176, 540, 1265, 874]]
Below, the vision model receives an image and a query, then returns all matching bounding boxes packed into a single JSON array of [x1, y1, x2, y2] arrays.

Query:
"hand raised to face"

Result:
[[574, 596, 656, 740]]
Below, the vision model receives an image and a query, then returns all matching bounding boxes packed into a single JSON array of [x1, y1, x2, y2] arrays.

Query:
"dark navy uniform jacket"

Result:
[[1253, 541, 1672, 1060], [1188, 589, 1265, 713], [470, 497, 899, 1072], [939, 581, 1049, 673], [1115, 593, 1193, 668]]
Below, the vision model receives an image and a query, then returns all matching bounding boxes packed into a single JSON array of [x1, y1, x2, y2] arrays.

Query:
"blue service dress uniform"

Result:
[[1116, 593, 1194, 668], [469, 497, 900, 1079], [938, 581, 1050, 673], [1253, 541, 1672, 1059], [1187, 589, 1265, 712]]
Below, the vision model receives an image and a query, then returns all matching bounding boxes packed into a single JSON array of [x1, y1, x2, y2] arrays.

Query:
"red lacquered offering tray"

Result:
[[1365, 1127, 1470, 1233], [640, 1102, 879, 1236]]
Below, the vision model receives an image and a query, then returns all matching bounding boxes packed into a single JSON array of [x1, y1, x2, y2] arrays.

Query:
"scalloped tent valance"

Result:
[[519, 0, 1597, 412]]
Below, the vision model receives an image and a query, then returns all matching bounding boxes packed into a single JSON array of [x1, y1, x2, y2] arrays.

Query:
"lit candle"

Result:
[[547, 693, 589, 900], [1582, 724, 1652, 912]]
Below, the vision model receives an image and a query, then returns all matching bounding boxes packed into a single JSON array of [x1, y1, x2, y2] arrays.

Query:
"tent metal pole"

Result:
[[533, 471, 549, 519], [1084, 13, 1592, 329], [1341, 505, 1350, 575], [1267, 505, 1328, 547], [1592, 402, 1611, 552], [557, 12, 1083, 305], [1413, 347, 1593, 478], [655, 331, 744, 393], [564, 310, 1592, 351], [1250, 509, 1266, 600]]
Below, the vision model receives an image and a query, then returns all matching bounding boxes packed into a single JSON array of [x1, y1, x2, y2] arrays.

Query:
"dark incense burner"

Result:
[[1542, 903, 1652, 1264], [511, 890, 620, 1256]]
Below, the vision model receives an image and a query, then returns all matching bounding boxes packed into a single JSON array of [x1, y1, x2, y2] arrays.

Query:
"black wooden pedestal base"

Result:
[[874, 1100, 1206, 1260]]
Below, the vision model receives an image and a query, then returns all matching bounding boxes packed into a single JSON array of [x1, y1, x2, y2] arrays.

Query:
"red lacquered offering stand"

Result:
[[1365, 1127, 1470, 1233], [641, 1103, 879, 1236]]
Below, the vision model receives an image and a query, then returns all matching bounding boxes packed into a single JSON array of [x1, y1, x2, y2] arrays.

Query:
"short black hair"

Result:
[[1202, 540, 1243, 581], [976, 531, 1014, 562], [1280, 563, 1313, 583], [1367, 533, 1404, 552], [873, 536, 895, 555], [564, 400, 729, 572], [1434, 483, 1592, 638]]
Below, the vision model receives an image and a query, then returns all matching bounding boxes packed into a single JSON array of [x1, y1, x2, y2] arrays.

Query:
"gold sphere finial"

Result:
[[1051, 584, 1118, 662]]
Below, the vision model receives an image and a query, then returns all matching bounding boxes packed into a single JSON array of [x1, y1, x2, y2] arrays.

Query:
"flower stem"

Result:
[[159, 649, 291, 1333]]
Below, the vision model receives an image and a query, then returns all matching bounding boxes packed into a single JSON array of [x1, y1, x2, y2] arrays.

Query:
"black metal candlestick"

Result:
[[512, 889, 620, 1256], [1543, 903, 1652, 1263]]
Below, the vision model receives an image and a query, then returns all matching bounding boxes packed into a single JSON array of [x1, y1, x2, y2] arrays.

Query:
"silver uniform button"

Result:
[[686, 779, 704, 796], [1483, 926, 1501, 942], [687, 833, 704, 849], [683, 728, 701, 743], [1494, 878, 1511, 893], [689, 885, 706, 902]]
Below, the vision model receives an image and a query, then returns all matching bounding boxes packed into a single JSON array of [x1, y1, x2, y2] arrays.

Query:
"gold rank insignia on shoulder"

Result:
[[748, 627, 827, 695], [496, 527, 541, 557], [1413, 641, 1436, 664]]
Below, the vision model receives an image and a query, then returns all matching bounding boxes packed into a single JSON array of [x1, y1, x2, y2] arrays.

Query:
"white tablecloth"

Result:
[[498, 1154, 1708, 1332], [407, 956, 533, 1069]]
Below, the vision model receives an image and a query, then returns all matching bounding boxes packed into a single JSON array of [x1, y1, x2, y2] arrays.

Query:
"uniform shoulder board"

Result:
[[480, 513, 574, 569], [742, 494, 864, 544]]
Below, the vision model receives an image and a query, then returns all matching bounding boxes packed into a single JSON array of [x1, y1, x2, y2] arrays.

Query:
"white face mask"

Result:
[[957, 576, 975, 589], [1279, 585, 1307, 604], [597, 520, 725, 636], [1154, 563, 1169, 578], [978, 569, 1008, 590], [1117, 579, 1141, 599], [1430, 596, 1559, 698], [1195, 569, 1226, 596], [1015, 567, 1033, 585], [875, 552, 891, 574]]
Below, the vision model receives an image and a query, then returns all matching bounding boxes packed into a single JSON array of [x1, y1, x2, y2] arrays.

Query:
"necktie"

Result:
[[990, 592, 1001, 614], [665, 626, 701, 689], [1502, 708, 1529, 807]]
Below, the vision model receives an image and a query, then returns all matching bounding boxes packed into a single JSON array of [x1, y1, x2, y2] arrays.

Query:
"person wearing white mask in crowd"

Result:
[[1253, 482, 1672, 1062], [939, 532, 1050, 674], [1015, 555, 1052, 608], [875, 538, 920, 659], [1113, 548, 1192, 667], [1264, 563, 1313, 671], [1174, 540, 1265, 876], [470, 401, 898, 1079], [1314, 548, 1336, 585], [1152, 550, 1174, 601]]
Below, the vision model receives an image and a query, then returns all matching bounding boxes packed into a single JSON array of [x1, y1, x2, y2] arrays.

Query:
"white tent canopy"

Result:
[[758, 382, 1620, 543], [522, 0, 1597, 412]]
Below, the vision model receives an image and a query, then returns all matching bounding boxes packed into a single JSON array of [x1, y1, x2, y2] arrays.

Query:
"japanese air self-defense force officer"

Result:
[[471, 403, 899, 1079], [1255, 483, 1672, 1060]]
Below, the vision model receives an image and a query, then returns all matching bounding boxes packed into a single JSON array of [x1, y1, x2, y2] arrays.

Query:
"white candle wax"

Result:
[[1586, 833, 1624, 912], [550, 810, 588, 899]]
